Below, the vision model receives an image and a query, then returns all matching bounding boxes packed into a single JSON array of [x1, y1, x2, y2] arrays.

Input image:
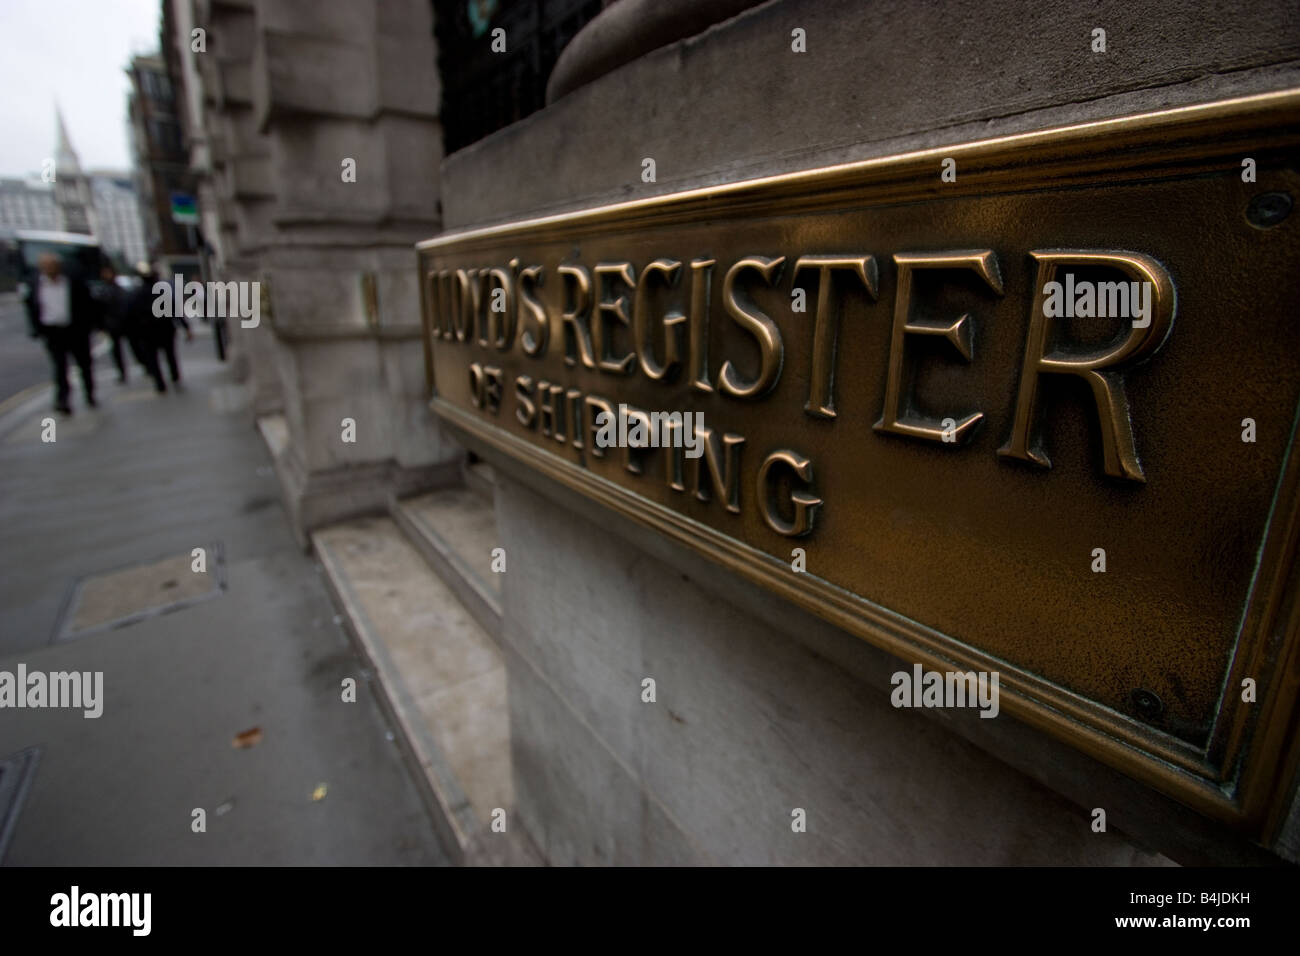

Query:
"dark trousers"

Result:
[[107, 331, 129, 382], [43, 324, 94, 411], [156, 329, 181, 384], [132, 328, 180, 392], [128, 333, 162, 391]]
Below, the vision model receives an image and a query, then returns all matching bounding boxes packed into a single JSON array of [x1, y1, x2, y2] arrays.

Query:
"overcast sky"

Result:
[[0, 0, 161, 177]]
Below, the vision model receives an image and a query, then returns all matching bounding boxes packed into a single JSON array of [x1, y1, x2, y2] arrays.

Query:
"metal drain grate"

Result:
[[55, 542, 227, 642], [0, 747, 40, 863]]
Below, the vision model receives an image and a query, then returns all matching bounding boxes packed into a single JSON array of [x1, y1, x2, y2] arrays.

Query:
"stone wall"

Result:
[[181, 0, 1300, 863], [494, 472, 1175, 865], [190, 0, 463, 542], [440, 0, 1300, 864]]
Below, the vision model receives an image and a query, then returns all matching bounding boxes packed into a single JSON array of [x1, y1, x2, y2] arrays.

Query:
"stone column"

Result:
[[236, 0, 459, 541], [193, 0, 280, 411]]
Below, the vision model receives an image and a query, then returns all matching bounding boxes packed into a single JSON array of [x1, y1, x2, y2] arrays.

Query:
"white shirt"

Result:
[[38, 274, 71, 327]]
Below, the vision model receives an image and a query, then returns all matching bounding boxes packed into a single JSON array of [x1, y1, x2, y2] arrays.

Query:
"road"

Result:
[[0, 291, 50, 404]]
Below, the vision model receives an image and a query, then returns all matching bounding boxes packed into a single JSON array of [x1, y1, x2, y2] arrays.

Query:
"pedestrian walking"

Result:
[[127, 266, 191, 393], [94, 263, 132, 384], [20, 252, 100, 414]]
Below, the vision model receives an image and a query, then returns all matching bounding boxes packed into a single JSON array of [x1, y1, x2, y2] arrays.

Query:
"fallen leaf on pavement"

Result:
[[231, 727, 262, 749]]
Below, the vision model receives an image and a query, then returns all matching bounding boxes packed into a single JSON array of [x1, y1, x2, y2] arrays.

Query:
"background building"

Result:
[[0, 178, 56, 232], [88, 171, 149, 270], [159, 0, 1300, 867], [0, 118, 147, 275]]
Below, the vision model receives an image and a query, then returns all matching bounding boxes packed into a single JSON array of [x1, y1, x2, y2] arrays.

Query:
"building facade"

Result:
[[161, 0, 1300, 866], [0, 178, 56, 233], [88, 171, 149, 270], [128, 52, 202, 279]]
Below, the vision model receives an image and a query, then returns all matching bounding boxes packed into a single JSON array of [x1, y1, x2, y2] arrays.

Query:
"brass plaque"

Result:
[[418, 91, 1300, 832]]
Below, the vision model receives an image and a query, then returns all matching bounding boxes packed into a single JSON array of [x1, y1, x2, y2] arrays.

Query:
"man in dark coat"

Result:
[[124, 266, 190, 393], [149, 275, 192, 391], [124, 267, 166, 392], [93, 263, 132, 384], [21, 252, 100, 414]]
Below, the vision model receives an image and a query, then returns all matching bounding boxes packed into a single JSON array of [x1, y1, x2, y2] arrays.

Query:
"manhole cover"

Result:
[[0, 747, 40, 863], [56, 543, 226, 641]]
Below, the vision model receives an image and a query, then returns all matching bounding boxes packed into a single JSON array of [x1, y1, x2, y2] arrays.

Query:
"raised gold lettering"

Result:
[[692, 426, 745, 512], [517, 265, 548, 357], [515, 375, 536, 428], [633, 258, 685, 381], [757, 449, 822, 537], [558, 264, 595, 368], [593, 262, 637, 374], [688, 258, 716, 394], [999, 250, 1175, 481], [793, 256, 878, 418], [874, 250, 1002, 445], [718, 256, 785, 399]]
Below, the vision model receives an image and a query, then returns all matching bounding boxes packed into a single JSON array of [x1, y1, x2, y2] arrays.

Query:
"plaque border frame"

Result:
[[417, 90, 1300, 839]]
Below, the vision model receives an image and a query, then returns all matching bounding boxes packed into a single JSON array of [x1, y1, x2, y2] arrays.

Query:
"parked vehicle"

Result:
[[1, 228, 109, 291]]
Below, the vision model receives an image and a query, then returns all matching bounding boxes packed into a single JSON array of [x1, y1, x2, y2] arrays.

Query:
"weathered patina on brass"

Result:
[[416, 90, 1300, 836]]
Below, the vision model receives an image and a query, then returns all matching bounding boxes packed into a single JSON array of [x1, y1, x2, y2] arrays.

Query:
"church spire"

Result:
[[54, 104, 83, 175], [52, 104, 93, 235]]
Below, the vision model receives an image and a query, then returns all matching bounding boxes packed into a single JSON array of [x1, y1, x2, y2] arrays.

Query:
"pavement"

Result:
[[0, 325, 450, 865]]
